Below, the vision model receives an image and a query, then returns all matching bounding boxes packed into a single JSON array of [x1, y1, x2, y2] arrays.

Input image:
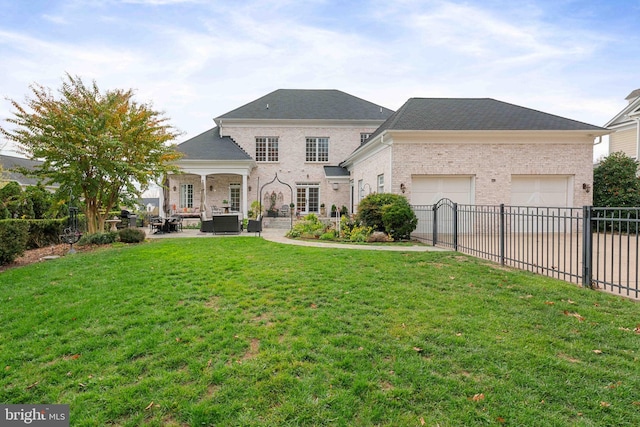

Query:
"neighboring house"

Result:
[[343, 98, 608, 209], [0, 154, 57, 190], [139, 197, 160, 215], [604, 89, 640, 159], [169, 91, 608, 220], [169, 89, 393, 218]]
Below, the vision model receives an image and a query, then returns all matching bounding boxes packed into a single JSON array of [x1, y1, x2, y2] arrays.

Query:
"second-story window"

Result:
[[256, 137, 279, 162], [306, 137, 329, 162]]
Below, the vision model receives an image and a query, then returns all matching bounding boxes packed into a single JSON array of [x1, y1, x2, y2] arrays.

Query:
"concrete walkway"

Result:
[[146, 227, 447, 252]]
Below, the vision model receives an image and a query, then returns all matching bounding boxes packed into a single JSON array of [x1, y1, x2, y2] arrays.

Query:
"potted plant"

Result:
[[340, 205, 349, 217], [320, 203, 326, 216], [222, 199, 229, 205], [331, 204, 338, 218]]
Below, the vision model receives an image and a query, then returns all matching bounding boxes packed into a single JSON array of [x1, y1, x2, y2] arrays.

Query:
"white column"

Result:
[[242, 173, 248, 217], [201, 175, 207, 218]]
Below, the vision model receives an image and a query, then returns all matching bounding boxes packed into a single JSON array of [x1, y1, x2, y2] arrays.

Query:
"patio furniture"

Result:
[[247, 215, 263, 236], [149, 216, 164, 233], [201, 214, 241, 234], [280, 204, 290, 217]]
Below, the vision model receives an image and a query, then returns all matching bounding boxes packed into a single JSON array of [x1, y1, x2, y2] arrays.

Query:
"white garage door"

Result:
[[411, 175, 474, 205], [510, 175, 572, 207], [510, 175, 573, 232]]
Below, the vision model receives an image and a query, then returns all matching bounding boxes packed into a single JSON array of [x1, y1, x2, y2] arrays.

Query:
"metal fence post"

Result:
[[582, 205, 593, 289], [432, 203, 438, 246], [453, 202, 458, 251], [499, 203, 505, 266]]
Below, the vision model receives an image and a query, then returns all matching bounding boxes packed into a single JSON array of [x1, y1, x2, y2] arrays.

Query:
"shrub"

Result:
[[381, 202, 418, 240], [118, 228, 146, 243], [0, 220, 29, 265], [27, 219, 67, 249], [593, 151, 640, 207], [356, 193, 417, 239], [286, 213, 328, 239], [78, 232, 118, 246], [339, 215, 372, 242]]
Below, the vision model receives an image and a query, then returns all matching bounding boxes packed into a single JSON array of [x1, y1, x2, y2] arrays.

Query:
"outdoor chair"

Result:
[[280, 204, 290, 217], [247, 215, 263, 236]]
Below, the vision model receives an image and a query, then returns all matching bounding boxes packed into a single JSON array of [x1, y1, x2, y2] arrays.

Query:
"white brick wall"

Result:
[[224, 125, 379, 213], [393, 141, 593, 207]]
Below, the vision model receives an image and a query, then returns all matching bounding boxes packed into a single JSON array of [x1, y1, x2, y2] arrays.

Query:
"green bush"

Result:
[[356, 193, 417, 239], [27, 219, 67, 249], [286, 213, 329, 239], [78, 232, 118, 246], [381, 202, 418, 240], [339, 215, 372, 242], [118, 228, 146, 243], [593, 151, 640, 207], [0, 220, 29, 265]]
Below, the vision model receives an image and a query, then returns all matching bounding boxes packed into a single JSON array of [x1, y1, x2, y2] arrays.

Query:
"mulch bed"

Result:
[[0, 243, 96, 273]]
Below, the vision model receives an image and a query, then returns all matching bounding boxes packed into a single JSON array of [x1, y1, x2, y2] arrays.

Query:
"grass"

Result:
[[1, 237, 639, 426]]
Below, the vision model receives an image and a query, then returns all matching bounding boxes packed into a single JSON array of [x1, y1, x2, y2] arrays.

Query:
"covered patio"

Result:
[[166, 127, 256, 220]]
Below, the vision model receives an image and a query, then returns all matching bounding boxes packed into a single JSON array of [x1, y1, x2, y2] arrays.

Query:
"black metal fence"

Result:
[[412, 199, 640, 299]]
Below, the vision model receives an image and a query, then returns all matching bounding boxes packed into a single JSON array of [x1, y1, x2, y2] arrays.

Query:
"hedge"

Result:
[[0, 220, 30, 265]]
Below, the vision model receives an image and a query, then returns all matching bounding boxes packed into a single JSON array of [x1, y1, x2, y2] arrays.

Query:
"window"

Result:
[[306, 137, 329, 162], [229, 184, 241, 211], [256, 137, 279, 162], [358, 179, 364, 202], [377, 174, 384, 193], [180, 184, 193, 208], [360, 133, 371, 144]]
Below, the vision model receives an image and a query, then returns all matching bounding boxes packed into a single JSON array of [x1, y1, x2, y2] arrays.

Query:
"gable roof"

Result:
[[216, 89, 394, 121], [175, 127, 252, 161], [605, 95, 640, 128], [368, 98, 607, 138]]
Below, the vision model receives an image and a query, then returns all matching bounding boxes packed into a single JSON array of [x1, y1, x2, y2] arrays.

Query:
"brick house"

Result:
[[167, 91, 607, 221], [167, 90, 393, 219], [605, 89, 640, 159], [342, 98, 608, 210]]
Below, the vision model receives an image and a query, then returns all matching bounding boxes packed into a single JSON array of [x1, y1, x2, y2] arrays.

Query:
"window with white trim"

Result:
[[377, 174, 385, 193], [358, 179, 364, 202], [296, 184, 320, 213], [180, 184, 193, 208], [305, 137, 329, 162], [256, 137, 279, 162]]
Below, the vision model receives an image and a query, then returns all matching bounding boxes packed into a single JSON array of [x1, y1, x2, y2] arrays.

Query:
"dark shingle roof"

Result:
[[323, 166, 350, 177], [217, 89, 394, 121], [0, 154, 43, 186], [369, 98, 606, 139], [176, 127, 252, 161]]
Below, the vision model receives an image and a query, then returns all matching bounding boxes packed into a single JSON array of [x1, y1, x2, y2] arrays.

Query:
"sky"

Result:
[[0, 0, 638, 161]]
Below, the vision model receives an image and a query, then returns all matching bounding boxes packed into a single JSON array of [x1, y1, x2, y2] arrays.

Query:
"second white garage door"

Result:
[[510, 175, 572, 207], [411, 175, 474, 205]]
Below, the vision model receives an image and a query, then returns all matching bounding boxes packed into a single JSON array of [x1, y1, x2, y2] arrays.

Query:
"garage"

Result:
[[411, 175, 474, 205], [510, 175, 572, 207]]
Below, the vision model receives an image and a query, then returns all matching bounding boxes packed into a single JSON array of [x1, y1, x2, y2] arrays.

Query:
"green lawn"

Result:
[[1, 237, 639, 426]]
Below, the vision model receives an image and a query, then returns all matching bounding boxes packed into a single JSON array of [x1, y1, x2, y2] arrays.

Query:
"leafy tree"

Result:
[[0, 74, 182, 233], [593, 152, 640, 207]]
